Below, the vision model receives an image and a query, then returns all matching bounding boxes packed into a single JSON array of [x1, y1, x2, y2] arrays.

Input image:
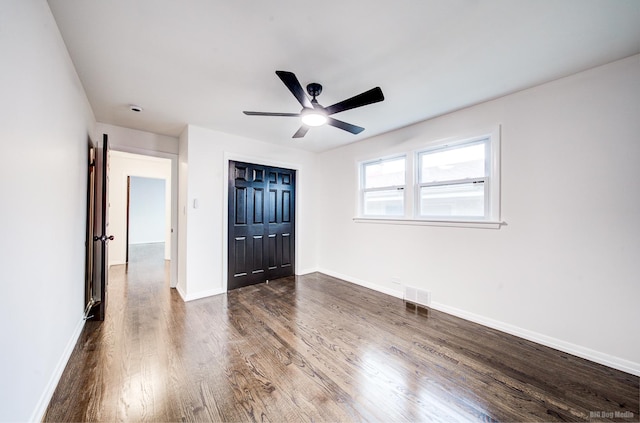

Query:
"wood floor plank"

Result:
[[44, 244, 639, 422]]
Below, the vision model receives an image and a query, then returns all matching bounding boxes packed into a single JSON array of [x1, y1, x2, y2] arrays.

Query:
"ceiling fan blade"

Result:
[[292, 125, 310, 138], [327, 117, 365, 134], [324, 87, 384, 116], [243, 111, 300, 117], [276, 71, 313, 109]]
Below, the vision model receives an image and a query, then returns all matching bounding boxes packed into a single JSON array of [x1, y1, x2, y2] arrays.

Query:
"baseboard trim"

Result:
[[315, 270, 640, 377], [30, 316, 85, 422], [175, 284, 187, 302], [317, 268, 403, 299], [296, 267, 319, 276], [179, 287, 226, 302], [430, 302, 640, 376]]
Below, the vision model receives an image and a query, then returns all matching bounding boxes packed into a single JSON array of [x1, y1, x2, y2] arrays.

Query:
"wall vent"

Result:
[[403, 286, 431, 307]]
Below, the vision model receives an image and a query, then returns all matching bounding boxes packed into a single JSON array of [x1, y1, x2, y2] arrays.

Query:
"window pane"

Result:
[[364, 189, 404, 216], [420, 182, 484, 218], [420, 142, 485, 183], [364, 157, 405, 189]]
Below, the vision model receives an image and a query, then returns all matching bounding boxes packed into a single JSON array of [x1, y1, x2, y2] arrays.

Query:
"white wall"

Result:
[[98, 122, 179, 155], [315, 55, 640, 375], [0, 1, 96, 421], [108, 151, 172, 265], [177, 128, 189, 297], [129, 177, 166, 244], [178, 125, 318, 300]]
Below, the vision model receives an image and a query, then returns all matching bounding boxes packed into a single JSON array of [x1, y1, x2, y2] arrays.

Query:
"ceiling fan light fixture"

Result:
[[243, 71, 384, 138], [301, 109, 327, 127]]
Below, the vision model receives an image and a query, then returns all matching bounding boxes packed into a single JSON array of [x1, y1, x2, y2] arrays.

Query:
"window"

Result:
[[356, 128, 500, 227], [360, 156, 406, 217], [417, 138, 490, 220]]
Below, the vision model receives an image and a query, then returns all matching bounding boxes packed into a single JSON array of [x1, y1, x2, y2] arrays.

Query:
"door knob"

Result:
[[93, 235, 114, 242]]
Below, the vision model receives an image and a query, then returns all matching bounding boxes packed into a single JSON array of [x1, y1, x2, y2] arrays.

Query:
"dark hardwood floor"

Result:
[[44, 244, 639, 422]]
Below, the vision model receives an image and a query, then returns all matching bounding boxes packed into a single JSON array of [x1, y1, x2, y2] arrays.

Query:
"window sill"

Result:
[[353, 217, 505, 229]]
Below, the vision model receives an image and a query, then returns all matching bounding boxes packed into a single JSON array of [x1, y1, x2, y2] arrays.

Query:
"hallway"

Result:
[[44, 243, 176, 421]]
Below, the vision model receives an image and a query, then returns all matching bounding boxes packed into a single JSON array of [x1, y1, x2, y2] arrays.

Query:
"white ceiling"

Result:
[[47, 0, 640, 152]]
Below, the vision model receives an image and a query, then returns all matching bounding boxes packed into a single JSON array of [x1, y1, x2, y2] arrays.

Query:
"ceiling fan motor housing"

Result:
[[306, 83, 322, 100]]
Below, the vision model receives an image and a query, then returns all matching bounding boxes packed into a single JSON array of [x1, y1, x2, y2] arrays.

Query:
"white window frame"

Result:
[[359, 155, 407, 218], [416, 134, 497, 221], [355, 127, 501, 229]]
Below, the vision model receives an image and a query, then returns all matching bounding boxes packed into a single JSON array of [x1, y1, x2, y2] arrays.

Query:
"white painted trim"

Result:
[[317, 268, 403, 299], [353, 217, 505, 229], [429, 302, 640, 376], [30, 317, 85, 422], [106, 144, 176, 160], [181, 288, 226, 302], [313, 271, 639, 376], [109, 146, 179, 288], [175, 285, 187, 302], [296, 267, 319, 276]]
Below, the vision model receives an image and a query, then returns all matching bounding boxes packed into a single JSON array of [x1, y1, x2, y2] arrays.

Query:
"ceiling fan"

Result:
[[243, 71, 384, 138]]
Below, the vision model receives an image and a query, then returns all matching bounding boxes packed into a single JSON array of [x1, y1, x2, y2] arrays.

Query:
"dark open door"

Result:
[[228, 161, 295, 290], [84, 145, 96, 320], [85, 134, 112, 321], [126, 176, 130, 263]]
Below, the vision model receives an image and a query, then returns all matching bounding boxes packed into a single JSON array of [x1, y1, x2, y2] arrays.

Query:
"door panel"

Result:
[[253, 189, 263, 223], [87, 134, 111, 321], [252, 235, 264, 273], [253, 168, 264, 182], [282, 190, 291, 222], [268, 190, 277, 223], [267, 234, 277, 270], [83, 146, 96, 319], [282, 233, 292, 266], [233, 236, 247, 277], [234, 187, 247, 225], [266, 168, 296, 280], [228, 161, 296, 290]]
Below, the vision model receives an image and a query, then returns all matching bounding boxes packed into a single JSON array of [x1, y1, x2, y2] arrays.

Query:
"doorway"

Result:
[[228, 160, 296, 290], [126, 176, 167, 263], [108, 150, 176, 287]]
